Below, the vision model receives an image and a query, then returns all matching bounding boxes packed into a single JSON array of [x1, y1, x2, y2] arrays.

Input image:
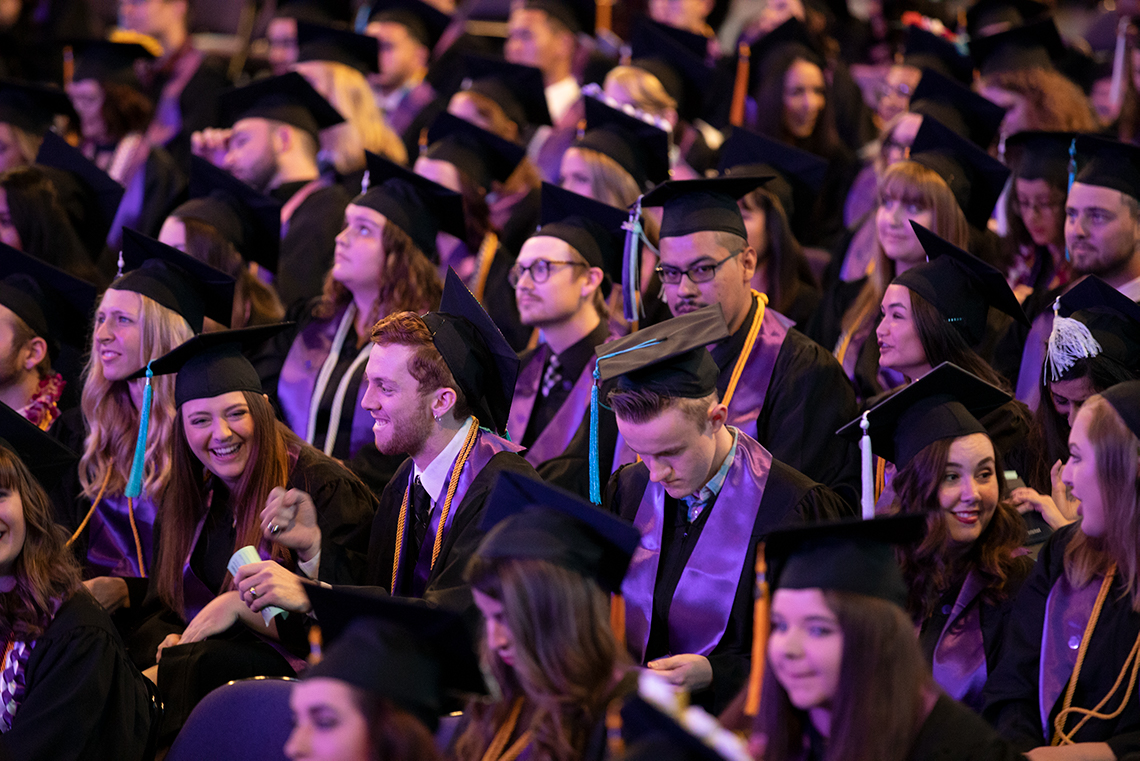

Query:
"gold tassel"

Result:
[[730, 43, 751, 127], [744, 543, 769, 717]]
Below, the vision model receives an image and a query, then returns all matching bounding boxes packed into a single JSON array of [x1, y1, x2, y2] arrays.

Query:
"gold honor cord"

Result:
[[480, 698, 533, 761], [66, 468, 148, 577], [722, 291, 768, 410], [472, 232, 500, 303]]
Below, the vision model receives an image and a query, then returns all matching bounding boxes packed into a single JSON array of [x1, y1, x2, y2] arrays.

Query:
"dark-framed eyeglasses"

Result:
[[655, 249, 743, 285], [508, 259, 589, 287]]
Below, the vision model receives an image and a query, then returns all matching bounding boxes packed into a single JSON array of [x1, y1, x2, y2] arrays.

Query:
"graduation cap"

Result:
[[628, 17, 715, 124], [836, 362, 1011, 467], [425, 111, 526, 189], [908, 115, 1010, 230], [219, 71, 344, 137], [0, 243, 97, 358], [422, 269, 519, 436], [125, 324, 291, 406], [1101, 380, 1140, 442], [969, 18, 1065, 76], [966, 0, 1049, 38], [764, 514, 927, 607], [0, 78, 72, 135], [1045, 275, 1140, 382], [1072, 134, 1140, 202], [296, 20, 380, 75], [1004, 130, 1075, 187], [478, 470, 640, 592], [576, 95, 671, 191], [368, 0, 452, 49], [621, 696, 751, 761], [908, 68, 1005, 150], [641, 176, 773, 241], [68, 39, 156, 86], [532, 182, 626, 295], [901, 27, 974, 85], [354, 150, 465, 261], [749, 17, 821, 77], [596, 304, 731, 397], [305, 585, 486, 731], [275, 0, 355, 25], [894, 222, 1029, 345], [116, 228, 237, 333], [0, 401, 78, 490], [35, 130, 124, 252], [177, 155, 283, 272], [717, 126, 827, 221], [520, 0, 594, 35], [454, 55, 551, 130]]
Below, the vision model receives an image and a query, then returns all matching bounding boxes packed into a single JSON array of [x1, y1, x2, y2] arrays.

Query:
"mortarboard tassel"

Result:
[[589, 364, 602, 505], [124, 362, 154, 498], [621, 197, 646, 323], [860, 411, 874, 519], [1045, 297, 1101, 384], [308, 624, 324, 666], [360, 169, 370, 194], [1065, 138, 1077, 263], [744, 543, 769, 717], [116, 249, 125, 279], [730, 43, 751, 128]]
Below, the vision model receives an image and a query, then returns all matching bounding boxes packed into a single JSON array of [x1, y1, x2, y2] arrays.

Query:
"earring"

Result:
[[434, 415, 441, 423]]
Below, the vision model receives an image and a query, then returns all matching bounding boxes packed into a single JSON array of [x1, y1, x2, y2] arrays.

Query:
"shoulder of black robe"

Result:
[[536, 400, 619, 500], [167, 55, 230, 168], [908, 693, 1024, 761], [277, 182, 354, 311], [780, 275, 823, 328], [3, 589, 151, 761], [979, 552, 1036, 670], [481, 242, 532, 352], [136, 146, 189, 239], [345, 442, 408, 500]]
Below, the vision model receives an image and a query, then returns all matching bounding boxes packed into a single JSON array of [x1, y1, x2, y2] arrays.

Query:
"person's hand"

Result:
[[155, 633, 182, 663], [179, 591, 245, 644], [1024, 741, 1114, 760], [262, 487, 321, 561], [748, 732, 768, 761], [646, 654, 714, 691], [1009, 486, 1073, 530], [235, 560, 313, 614], [1051, 459, 1080, 522], [190, 127, 232, 166], [83, 576, 130, 612]]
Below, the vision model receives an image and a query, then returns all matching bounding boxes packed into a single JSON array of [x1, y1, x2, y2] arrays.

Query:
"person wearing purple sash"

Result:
[[983, 381, 1140, 757], [838, 363, 1034, 713], [599, 306, 850, 714], [124, 326, 376, 743], [506, 184, 623, 496]]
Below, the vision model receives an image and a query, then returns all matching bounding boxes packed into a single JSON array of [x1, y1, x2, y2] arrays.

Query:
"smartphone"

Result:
[[1006, 470, 1053, 547]]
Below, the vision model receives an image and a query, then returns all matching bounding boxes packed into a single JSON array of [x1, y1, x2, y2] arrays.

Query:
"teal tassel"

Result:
[[1066, 137, 1077, 263], [125, 362, 154, 499], [589, 365, 602, 505], [622, 198, 644, 323]]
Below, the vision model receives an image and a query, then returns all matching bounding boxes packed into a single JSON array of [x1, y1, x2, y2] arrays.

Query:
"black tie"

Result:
[[412, 477, 432, 551]]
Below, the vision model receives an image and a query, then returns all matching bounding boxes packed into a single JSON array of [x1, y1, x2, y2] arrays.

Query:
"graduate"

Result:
[[984, 380, 1140, 756], [0, 77, 71, 173], [599, 306, 851, 713]]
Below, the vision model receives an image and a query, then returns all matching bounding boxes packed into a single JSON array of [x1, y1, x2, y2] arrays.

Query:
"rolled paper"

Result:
[[228, 545, 287, 625], [860, 411, 874, 519]]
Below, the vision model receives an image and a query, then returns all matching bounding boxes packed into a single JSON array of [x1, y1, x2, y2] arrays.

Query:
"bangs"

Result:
[[878, 161, 945, 209]]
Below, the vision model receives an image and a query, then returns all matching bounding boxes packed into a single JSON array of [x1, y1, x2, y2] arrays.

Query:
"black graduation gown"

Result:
[[605, 457, 852, 714], [0, 590, 152, 761], [983, 523, 1140, 755], [906, 694, 1025, 761], [481, 240, 532, 352], [273, 180, 353, 311], [365, 450, 538, 618]]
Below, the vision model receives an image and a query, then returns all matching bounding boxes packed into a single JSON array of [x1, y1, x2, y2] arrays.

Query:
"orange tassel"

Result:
[[730, 43, 751, 127], [596, 0, 613, 34], [610, 593, 627, 650], [744, 543, 769, 717]]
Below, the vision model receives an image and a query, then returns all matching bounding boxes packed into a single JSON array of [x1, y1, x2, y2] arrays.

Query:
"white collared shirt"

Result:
[[545, 76, 581, 125], [413, 416, 476, 505]]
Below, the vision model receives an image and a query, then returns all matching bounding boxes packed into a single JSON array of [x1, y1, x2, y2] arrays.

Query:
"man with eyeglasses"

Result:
[[504, 184, 625, 495], [639, 176, 860, 504]]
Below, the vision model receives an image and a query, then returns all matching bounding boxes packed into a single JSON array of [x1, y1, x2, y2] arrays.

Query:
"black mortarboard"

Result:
[[576, 95, 671, 190], [749, 18, 820, 77], [836, 362, 1011, 466], [521, 0, 594, 35], [275, 0, 355, 25], [177, 155, 283, 271], [765, 514, 927, 607], [116, 228, 237, 332], [456, 55, 551, 129], [533, 183, 626, 294], [0, 401, 78, 489], [966, 0, 1049, 38], [717, 126, 827, 221], [35, 131, 124, 250], [597, 305, 730, 398], [641, 176, 772, 240], [620, 697, 748, 761], [1072, 134, 1140, 201], [908, 115, 1010, 229], [1102, 380, 1140, 441], [422, 269, 519, 435], [425, 111, 526, 188], [125, 324, 291, 406], [219, 71, 344, 137], [0, 243, 97, 356], [296, 20, 380, 74], [629, 17, 715, 123], [354, 151, 465, 261], [69, 39, 156, 86], [1004, 131, 1075, 186], [902, 27, 974, 85], [479, 471, 640, 592], [1047, 275, 1140, 380], [894, 222, 1029, 344], [305, 585, 486, 731], [0, 78, 72, 135], [909, 68, 1005, 149], [970, 18, 1065, 76], [369, 0, 452, 49]]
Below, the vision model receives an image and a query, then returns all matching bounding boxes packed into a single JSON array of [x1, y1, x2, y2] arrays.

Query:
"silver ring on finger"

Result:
[[270, 523, 281, 535], [250, 586, 258, 599]]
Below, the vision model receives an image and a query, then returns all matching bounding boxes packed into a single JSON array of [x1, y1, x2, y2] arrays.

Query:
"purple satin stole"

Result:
[[85, 492, 157, 578], [931, 570, 988, 711], [508, 348, 596, 467], [396, 430, 525, 597], [278, 308, 374, 459], [385, 81, 436, 136], [724, 307, 792, 441], [1039, 574, 1103, 738], [623, 434, 772, 662]]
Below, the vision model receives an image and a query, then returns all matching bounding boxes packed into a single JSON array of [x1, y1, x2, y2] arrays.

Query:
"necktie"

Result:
[[412, 477, 432, 551], [541, 353, 562, 397]]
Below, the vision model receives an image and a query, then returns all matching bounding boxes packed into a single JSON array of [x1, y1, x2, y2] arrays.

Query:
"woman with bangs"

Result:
[[984, 383, 1140, 757]]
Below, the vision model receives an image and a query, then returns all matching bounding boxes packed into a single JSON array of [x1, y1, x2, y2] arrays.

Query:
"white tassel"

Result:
[[1046, 298, 1102, 382]]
